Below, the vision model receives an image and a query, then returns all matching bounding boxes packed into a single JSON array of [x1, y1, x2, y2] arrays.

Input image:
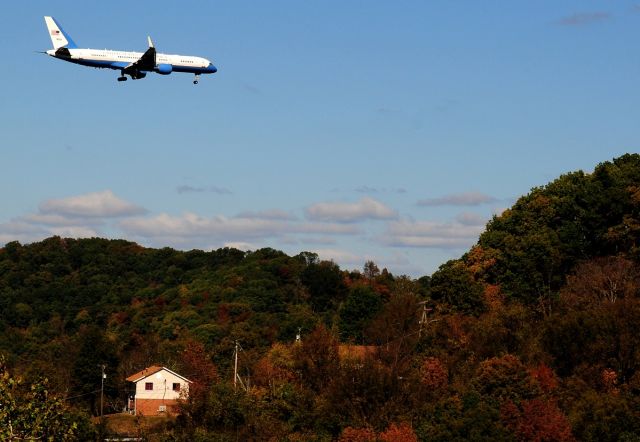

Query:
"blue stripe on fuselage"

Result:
[[54, 55, 217, 75]]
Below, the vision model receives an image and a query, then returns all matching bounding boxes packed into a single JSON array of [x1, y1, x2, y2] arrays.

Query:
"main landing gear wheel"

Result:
[[117, 76, 127, 82]]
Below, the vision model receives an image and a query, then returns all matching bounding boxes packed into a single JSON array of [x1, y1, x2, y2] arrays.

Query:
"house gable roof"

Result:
[[126, 366, 191, 383]]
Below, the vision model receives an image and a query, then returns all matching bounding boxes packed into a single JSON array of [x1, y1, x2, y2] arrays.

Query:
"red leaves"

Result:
[[181, 340, 218, 398], [530, 363, 558, 394], [379, 422, 418, 442], [420, 357, 448, 391], [502, 398, 575, 442], [339, 422, 417, 442]]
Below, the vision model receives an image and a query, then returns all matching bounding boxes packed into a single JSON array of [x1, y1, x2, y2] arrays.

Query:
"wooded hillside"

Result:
[[1, 154, 639, 441]]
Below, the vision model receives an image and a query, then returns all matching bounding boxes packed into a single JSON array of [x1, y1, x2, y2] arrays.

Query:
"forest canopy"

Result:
[[1, 153, 640, 440]]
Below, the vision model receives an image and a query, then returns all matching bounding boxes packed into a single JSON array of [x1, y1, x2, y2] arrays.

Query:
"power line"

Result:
[[61, 389, 102, 401]]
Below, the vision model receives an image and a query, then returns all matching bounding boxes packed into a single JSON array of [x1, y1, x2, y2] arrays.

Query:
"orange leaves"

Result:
[[378, 422, 418, 442], [338, 422, 417, 442], [601, 368, 619, 394], [502, 399, 575, 442], [338, 426, 376, 442], [529, 363, 558, 394], [420, 357, 448, 391], [466, 245, 498, 277], [483, 284, 503, 311], [253, 343, 296, 388]]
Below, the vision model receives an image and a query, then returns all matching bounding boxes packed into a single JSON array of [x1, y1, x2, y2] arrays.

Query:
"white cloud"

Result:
[[48, 226, 99, 238], [223, 241, 256, 251], [119, 213, 360, 245], [22, 213, 104, 227], [119, 213, 284, 239], [455, 212, 489, 226], [382, 219, 483, 249], [0, 220, 45, 235], [0, 220, 97, 246], [39, 190, 146, 218], [235, 209, 297, 221], [305, 197, 397, 223], [291, 222, 360, 235], [417, 192, 498, 207], [313, 248, 365, 266]]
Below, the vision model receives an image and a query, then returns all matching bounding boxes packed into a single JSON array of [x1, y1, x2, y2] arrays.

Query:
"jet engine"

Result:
[[156, 64, 173, 75]]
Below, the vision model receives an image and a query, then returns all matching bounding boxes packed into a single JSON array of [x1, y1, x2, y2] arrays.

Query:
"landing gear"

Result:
[[117, 76, 127, 82], [193, 74, 200, 85]]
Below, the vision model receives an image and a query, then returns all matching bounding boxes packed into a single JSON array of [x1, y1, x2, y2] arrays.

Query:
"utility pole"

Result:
[[418, 301, 438, 337], [100, 364, 106, 417], [233, 341, 239, 391], [233, 341, 247, 392]]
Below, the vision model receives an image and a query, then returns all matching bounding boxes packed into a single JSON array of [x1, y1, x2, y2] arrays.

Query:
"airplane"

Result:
[[43, 16, 217, 84]]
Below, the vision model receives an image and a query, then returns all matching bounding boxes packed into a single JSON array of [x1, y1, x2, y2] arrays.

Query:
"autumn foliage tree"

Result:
[[562, 256, 639, 308], [180, 340, 218, 397], [420, 357, 448, 392], [379, 422, 418, 442], [501, 398, 575, 442], [338, 426, 376, 442], [472, 354, 538, 402], [292, 324, 339, 392]]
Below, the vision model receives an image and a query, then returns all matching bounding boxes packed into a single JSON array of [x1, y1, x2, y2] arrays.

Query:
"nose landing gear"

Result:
[[193, 74, 200, 85]]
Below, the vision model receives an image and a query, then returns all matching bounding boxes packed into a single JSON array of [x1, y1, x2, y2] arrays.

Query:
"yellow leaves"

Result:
[[74, 309, 91, 324], [466, 246, 498, 277]]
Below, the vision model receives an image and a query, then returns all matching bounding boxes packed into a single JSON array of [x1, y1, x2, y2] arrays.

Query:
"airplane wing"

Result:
[[123, 36, 156, 77]]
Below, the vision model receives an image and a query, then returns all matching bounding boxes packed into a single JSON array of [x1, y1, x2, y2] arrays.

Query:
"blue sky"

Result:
[[1, 1, 638, 276]]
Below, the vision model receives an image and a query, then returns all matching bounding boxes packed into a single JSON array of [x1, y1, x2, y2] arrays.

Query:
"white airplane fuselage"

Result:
[[46, 48, 217, 75], [44, 16, 217, 83]]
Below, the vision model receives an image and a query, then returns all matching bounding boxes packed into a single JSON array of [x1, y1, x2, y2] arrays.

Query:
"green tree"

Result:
[[301, 260, 348, 313], [0, 357, 90, 441], [338, 286, 383, 343], [70, 326, 119, 415], [430, 260, 484, 314]]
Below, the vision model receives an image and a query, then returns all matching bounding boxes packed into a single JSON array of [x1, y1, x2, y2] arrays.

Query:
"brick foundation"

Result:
[[135, 399, 180, 416]]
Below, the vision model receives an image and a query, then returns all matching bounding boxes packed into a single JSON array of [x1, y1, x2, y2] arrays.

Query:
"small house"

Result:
[[126, 366, 191, 416]]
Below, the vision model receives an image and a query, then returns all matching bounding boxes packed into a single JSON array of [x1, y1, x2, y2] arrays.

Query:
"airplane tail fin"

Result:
[[44, 16, 78, 49]]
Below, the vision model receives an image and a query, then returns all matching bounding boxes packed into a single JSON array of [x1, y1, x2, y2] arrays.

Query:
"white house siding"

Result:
[[134, 369, 189, 400]]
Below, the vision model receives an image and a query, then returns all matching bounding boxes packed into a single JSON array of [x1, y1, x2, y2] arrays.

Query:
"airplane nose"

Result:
[[208, 63, 217, 73]]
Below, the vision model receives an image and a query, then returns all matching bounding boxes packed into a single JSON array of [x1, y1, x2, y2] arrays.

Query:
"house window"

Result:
[[145, 382, 153, 391], [172, 383, 181, 392]]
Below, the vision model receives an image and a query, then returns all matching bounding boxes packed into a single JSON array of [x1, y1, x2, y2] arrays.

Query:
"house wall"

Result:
[[134, 369, 188, 400], [135, 398, 181, 416]]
